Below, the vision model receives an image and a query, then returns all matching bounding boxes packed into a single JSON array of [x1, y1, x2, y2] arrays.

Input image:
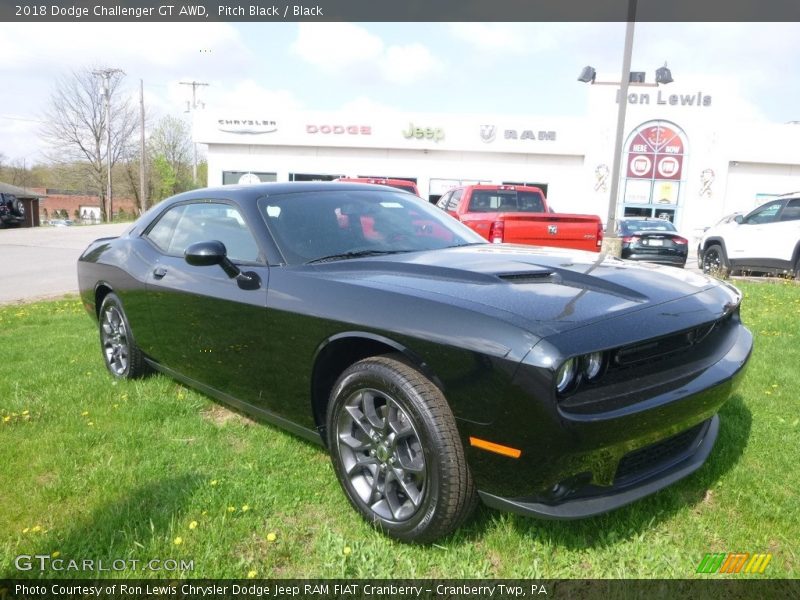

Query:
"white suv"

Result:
[[698, 194, 800, 278]]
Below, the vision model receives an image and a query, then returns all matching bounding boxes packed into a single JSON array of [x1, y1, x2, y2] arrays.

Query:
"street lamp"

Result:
[[577, 7, 674, 257]]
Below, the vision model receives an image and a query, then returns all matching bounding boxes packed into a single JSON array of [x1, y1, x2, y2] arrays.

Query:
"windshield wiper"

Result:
[[306, 249, 412, 264]]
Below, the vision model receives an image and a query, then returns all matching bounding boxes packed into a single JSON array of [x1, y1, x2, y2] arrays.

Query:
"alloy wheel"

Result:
[[101, 305, 129, 376], [335, 388, 427, 522]]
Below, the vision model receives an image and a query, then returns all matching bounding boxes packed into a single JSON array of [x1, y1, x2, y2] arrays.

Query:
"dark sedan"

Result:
[[618, 218, 689, 267], [77, 182, 752, 543]]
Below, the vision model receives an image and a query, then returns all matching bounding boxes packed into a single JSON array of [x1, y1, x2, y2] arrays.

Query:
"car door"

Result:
[[141, 199, 273, 407], [769, 198, 800, 265], [725, 200, 784, 263]]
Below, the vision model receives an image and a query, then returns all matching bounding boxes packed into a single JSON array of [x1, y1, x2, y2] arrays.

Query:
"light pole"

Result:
[[180, 80, 209, 185], [577, 0, 673, 256]]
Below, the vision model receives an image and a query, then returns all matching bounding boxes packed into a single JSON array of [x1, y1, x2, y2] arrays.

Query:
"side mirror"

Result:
[[734, 215, 744, 224], [185, 240, 240, 278]]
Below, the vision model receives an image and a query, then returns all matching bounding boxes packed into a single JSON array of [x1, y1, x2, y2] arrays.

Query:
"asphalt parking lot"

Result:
[[0, 223, 130, 304]]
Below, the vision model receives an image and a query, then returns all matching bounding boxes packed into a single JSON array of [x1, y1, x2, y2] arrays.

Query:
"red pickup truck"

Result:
[[336, 177, 420, 195], [436, 184, 603, 252]]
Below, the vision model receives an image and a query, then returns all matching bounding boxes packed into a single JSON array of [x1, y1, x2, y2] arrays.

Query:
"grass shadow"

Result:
[[4, 475, 202, 579], [458, 394, 752, 549]]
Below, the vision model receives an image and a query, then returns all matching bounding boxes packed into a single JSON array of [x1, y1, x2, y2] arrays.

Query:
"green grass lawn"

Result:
[[1, 281, 798, 579]]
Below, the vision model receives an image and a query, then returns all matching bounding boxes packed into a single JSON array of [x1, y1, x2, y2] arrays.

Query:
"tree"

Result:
[[148, 115, 194, 201], [41, 67, 137, 221]]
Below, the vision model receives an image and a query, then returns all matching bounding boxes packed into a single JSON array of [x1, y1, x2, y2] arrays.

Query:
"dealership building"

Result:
[[194, 84, 800, 240]]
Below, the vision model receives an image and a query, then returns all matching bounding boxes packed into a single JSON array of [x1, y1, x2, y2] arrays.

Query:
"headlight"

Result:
[[582, 351, 605, 381], [555, 358, 578, 394]]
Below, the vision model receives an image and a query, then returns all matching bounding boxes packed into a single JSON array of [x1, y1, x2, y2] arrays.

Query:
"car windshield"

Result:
[[621, 219, 677, 233], [259, 189, 486, 265]]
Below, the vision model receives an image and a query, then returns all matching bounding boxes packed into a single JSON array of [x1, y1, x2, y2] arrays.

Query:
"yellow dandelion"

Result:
[[227, 506, 236, 513], [88, 421, 95, 426], [201, 510, 208, 516], [343, 546, 352, 556], [81, 411, 89, 416], [2, 416, 10, 423], [210, 480, 218, 486], [22, 527, 29, 534], [189, 521, 198, 530], [247, 570, 257, 579], [241, 505, 250, 512], [52, 551, 60, 558], [266, 532, 277, 543], [22, 410, 29, 415], [32, 525, 42, 533], [174, 537, 183, 545]]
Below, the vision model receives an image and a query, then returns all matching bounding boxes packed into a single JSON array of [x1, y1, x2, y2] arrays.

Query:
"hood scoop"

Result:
[[497, 269, 556, 284]]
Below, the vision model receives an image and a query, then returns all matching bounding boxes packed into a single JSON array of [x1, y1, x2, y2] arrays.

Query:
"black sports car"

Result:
[[617, 218, 689, 267], [77, 182, 752, 543]]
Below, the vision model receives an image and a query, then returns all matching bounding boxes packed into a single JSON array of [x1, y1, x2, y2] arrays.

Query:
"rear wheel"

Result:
[[327, 355, 476, 543], [702, 244, 730, 277], [98, 293, 148, 379]]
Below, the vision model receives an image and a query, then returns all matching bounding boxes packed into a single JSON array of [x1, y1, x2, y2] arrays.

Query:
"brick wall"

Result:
[[32, 188, 138, 220]]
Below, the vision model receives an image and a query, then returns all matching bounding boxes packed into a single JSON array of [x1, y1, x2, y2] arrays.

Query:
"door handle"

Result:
[[153, 266, 167, 279]]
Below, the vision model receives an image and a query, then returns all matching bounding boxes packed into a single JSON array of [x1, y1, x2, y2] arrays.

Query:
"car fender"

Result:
[[310, 330, 443, 439]]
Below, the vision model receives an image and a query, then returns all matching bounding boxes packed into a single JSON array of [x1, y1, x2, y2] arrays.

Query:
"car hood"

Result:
[[302, 244, 729, 337]]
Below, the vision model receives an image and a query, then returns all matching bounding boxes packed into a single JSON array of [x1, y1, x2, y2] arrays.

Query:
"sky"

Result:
[[1, 21, 799, 165]]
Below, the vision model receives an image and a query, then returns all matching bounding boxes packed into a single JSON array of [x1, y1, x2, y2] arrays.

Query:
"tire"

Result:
[[327, 355, 477, 543], [11, 197, 25, 218], [98, 293, 148, 379], [702, 243, 730, 278]]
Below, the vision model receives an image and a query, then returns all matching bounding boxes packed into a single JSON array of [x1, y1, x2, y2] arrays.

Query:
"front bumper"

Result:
[[478, 415, 718, 519], [463, 305, 752, 517]]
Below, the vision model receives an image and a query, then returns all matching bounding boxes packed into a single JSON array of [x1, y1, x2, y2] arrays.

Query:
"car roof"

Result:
[[169, 181, 396, 202]]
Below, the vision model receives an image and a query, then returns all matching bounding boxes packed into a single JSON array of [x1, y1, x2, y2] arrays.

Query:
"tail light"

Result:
[[674, 236, 688, 245], [489, 220, 505, 243], [596, 222, 604, 247], [622, 235, 640, 244]]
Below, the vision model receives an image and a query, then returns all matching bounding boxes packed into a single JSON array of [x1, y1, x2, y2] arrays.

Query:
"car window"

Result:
[[621, 219, 677, 233], [146, 202, 261, 263], [436, 190, 452, 210], [744, 201, 783, 225], [467, 190, 545, 213], [259, 189, 485, 265], [779, 198, 800, 222], [446, 189, 463, 212]]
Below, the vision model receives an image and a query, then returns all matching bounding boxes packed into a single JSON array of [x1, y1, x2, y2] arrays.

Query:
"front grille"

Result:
[[615, 422, 705, 482], [559, 310, 738, 415], [613, 318, 723, 368]]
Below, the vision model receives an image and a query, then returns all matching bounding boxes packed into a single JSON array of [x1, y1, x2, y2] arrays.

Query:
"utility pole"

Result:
[[179, 80, 209, 184], [139, 79, 147, 214], [603, 0, 637, 257], [94, 67, 125, 222]]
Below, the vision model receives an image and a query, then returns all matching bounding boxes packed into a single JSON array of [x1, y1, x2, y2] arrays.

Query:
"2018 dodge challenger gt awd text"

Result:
[[77, 182, 753, 542]]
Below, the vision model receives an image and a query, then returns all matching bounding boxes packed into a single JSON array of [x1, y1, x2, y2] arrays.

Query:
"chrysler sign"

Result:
[[218, 119, 278, 134]]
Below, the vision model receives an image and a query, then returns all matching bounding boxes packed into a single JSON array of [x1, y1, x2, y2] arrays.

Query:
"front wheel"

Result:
[[327, 355, 476, 543], [702, 244, 730, 278], [98, 293, 148, 379]]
